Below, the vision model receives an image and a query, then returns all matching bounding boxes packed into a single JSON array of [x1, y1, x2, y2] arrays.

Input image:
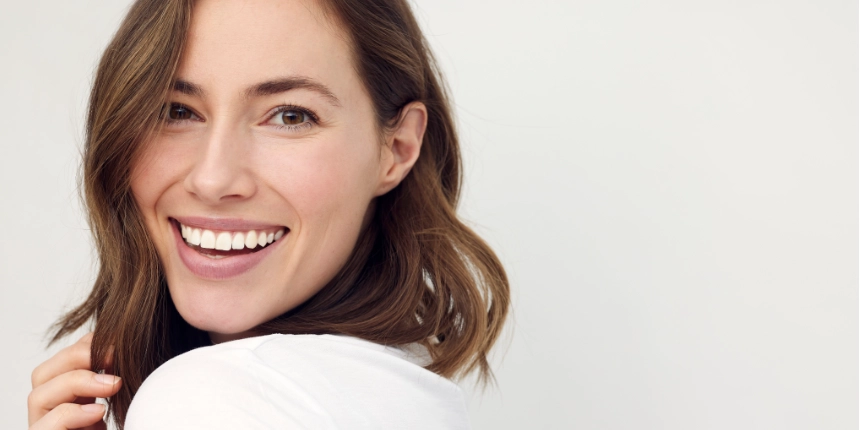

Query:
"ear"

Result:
[[375, 102, 427, 196]]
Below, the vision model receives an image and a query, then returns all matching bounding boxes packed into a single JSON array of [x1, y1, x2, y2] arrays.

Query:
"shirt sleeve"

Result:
[[124, 346, 336, 430], [123, 335, 471, 430]]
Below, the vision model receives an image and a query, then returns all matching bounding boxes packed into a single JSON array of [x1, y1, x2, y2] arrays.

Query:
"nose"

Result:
[[183, 124, 257, 204]]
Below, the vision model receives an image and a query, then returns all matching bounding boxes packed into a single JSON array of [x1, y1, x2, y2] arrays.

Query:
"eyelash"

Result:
[[161, 103, 319, 132], [268, 104, 319, 131]]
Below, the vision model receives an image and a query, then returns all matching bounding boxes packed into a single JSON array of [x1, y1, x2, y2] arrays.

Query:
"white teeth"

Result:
[[232, 232, 245, 250], [245, 231, 258, 249], [189, 229, 202, 246], [215, 232, 232, 251], [179, 222, 286, 252], [200, 230, 216, 249], [257, 231, 267, 247]]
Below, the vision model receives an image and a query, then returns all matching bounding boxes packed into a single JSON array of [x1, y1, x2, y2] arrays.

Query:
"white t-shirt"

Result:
[[124, 334, 471, 429]]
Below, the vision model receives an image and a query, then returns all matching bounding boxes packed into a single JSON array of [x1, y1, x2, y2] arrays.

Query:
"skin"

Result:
[[28, 0, 427, 427], [28, 333, 120, 430]]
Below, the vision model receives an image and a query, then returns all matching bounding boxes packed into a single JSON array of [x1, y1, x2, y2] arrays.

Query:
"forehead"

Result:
[[178, 0, 354, 97]]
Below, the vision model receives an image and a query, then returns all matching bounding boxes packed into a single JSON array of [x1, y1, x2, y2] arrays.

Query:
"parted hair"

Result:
[[51, 0, 510, 427]]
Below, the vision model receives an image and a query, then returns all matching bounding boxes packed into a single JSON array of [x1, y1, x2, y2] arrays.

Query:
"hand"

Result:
[[28, 333, 121, 430]]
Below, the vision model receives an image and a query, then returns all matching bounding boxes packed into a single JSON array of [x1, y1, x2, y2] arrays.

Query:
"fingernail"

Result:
[[94, 374, 120, 385], [81, 403, 105, 413]]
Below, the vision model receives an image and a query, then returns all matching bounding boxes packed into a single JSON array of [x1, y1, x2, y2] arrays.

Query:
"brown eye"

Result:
[[279, 109, 307, 125], [167, 104, 194, 121]]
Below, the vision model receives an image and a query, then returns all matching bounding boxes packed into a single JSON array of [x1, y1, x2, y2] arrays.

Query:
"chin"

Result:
[[156, 216, 358, 342], [168, 282, 268, 339]]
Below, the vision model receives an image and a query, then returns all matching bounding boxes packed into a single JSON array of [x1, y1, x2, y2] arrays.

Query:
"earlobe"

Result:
[[375, 102, 427, 196]]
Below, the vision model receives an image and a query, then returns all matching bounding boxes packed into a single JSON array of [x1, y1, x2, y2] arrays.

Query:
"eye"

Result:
[[162, 103, 199, 122], [277, 109, 308, 125], [266, 105, 318, 130]]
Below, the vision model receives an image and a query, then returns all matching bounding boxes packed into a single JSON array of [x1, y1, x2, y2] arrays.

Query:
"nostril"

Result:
[[182, 152, 257, 203]]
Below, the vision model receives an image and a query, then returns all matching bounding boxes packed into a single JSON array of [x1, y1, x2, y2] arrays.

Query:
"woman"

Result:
[[28, 0, 509, 428]]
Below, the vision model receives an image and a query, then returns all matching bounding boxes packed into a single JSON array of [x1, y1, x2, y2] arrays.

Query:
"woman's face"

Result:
[[130, 0, 422, 342]]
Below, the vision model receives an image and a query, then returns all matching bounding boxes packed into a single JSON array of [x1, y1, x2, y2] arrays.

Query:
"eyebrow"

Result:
[[171, 76, 342, 107]]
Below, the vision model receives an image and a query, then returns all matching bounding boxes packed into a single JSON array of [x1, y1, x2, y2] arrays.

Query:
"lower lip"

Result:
[[173, 222, 284, 280]]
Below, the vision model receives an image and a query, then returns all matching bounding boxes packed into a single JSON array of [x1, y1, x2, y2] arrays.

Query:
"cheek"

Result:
[[129, 137, 194, 227], [258, 134, 381, 219], [131, 146, 168, 213]]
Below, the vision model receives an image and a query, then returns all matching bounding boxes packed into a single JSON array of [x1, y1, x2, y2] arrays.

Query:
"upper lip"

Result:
[[171, 216, 287, 231]]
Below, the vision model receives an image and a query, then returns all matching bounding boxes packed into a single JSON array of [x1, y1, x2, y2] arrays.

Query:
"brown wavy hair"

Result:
[[51, 0, 510, 427]]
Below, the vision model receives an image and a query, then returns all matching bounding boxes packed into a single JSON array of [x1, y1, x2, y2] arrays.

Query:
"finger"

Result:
[[32, 334, 94, 389], [29, 403, 105, 430], [28, 371, 121, 423]]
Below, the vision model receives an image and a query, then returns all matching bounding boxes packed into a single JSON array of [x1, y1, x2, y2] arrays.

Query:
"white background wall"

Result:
[[1, 1, 856, 429]]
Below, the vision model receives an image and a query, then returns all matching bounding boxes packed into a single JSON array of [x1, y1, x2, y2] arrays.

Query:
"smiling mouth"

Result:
[[172, 219, 287, 259]]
